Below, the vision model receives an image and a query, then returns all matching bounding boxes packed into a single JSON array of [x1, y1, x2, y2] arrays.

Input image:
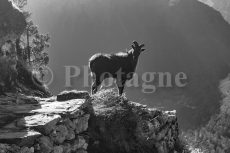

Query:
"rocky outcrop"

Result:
[[88, 89, 179, 153], [0, 0, 26, 46], [0, 89, 180, 153]]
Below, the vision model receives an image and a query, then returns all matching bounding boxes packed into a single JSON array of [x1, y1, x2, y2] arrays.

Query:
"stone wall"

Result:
[[0, 90, 180, 153], [0, 91, 92, 153]]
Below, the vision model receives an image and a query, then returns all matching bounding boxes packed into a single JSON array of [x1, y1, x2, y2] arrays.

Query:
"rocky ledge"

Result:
[[0, 89, 180, 153]]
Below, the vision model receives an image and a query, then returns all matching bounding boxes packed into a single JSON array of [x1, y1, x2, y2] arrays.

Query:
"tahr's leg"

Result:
[[92, 76, 101, 94], [116, 79, 126, 96], [91, 80, 97, 95], [91, 72, 96, 95]]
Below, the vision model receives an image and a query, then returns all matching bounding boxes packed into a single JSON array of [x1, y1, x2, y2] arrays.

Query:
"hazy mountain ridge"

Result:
[[199, 0, 230, 23]]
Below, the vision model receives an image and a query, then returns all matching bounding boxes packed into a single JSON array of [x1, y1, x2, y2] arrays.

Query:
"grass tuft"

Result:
[[91, 88, 128, 107]]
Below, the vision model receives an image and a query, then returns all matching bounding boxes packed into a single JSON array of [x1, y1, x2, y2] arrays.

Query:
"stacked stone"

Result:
[[0, 91, 91, 153], [35, 113, 90, 153]]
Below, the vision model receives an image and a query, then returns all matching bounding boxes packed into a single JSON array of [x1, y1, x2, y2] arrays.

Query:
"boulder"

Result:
[[53, 146, 63, 153], [57, 90, 90, 102], [37, 136, 53, 153], [74, 114, 90, 134]]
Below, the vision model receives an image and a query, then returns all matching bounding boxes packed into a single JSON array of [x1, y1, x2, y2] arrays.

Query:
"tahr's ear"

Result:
[[131, 45, 135, 50], [140, 44, 145, 48]]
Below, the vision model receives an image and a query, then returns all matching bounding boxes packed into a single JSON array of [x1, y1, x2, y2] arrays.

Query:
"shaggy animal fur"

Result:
[[89, 41, 145, 95]]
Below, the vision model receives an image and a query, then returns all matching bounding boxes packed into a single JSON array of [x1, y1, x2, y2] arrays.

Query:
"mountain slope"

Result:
[[28, 0, 230, 129], [78, 0, 230, 129]]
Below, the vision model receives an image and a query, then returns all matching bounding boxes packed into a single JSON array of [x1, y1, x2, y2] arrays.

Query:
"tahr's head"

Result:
[[131, 41, 145, 58]]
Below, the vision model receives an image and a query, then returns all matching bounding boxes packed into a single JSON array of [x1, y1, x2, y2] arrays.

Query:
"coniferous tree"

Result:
[[12, 0, 50, 72]]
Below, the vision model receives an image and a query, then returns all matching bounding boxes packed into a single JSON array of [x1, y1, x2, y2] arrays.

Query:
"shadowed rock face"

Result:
[[0, 0, 49, 97], [0, 0, 26, 95], [0, 0, 26, 46]]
